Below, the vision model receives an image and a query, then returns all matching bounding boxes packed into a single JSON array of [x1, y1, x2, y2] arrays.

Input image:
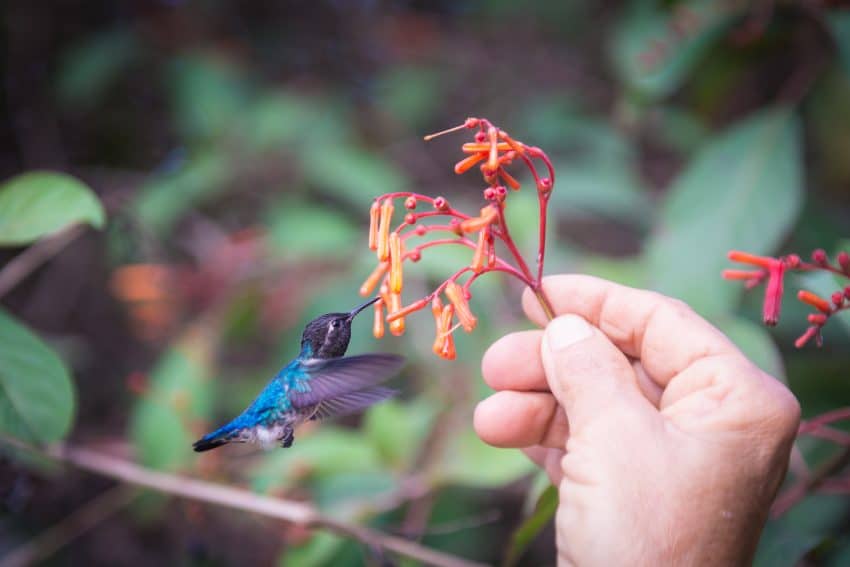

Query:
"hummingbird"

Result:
[[193, 297, 404, 452]]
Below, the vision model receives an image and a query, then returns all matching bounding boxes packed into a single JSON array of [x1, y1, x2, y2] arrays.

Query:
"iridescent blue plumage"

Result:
[[193, 298, 404, 452]]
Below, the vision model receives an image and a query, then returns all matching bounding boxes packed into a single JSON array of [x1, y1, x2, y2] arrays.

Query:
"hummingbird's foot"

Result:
[[280, 427, 294, 448]]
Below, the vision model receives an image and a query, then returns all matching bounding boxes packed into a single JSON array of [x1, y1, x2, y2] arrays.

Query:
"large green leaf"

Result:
[[0, 308, 75, 443], [714, 316, 785, 380], [646, 107, 803, 316], [302, 145, 408, 208], [519, 100, 652, 226], [130, 321, 217, 470], [132, 150, 228, 236], [611, 0, 741, 99], [264, 200, 359, 260], [0, 172, 105, 245]]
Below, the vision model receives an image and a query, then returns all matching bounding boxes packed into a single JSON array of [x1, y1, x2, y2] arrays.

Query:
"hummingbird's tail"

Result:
[[192, 422, 239, 452]]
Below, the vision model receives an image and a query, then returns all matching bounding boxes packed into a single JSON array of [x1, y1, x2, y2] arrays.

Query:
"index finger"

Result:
[[522, 275, 742, 387]]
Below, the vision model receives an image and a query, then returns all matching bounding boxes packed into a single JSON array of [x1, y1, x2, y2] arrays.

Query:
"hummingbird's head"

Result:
[[300, 297, 379, 359]]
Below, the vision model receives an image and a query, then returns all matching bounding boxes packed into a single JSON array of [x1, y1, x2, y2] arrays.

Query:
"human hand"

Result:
[[474, 275, 800, 566]]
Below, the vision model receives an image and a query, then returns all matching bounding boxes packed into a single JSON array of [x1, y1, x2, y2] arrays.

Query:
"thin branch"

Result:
[[0, 486, 137, 567], [2, 439, 486, 567], [0, 224, 85, 299], [771, 444, 850, 518]]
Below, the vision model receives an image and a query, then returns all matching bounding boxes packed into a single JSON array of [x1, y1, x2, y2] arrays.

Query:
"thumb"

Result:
[[541, 315, 651, 432]]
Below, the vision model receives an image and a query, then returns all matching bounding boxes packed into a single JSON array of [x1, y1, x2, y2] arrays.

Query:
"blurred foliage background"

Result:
[[1, 1, 850, 565]]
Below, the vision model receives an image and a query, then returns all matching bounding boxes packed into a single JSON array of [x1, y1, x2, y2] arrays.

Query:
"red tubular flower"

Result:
[[763, 260, 785, 326], [724, 247, 850, 348]]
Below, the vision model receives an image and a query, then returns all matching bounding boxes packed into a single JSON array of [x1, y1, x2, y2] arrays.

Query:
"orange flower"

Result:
[[368, 201, 380, 251], [432, 302, 456, 359], [373, 299, 385, 339], [460, 205, 498, 233], [359, 261, 388, 297], [444, 280, 477, 332], [798, 290, 832, 313], [471, 230, 488, 274], [386, 298, 429, 323], [376, 198, 394, 261], [388, 292, 405, 336], [389, 232, 403, 293], [454, 153, 486, 174]]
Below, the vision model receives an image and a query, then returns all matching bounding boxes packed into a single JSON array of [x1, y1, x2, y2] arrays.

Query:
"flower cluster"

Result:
[[723, 249, 850, 347], [359, 117, 555, 359]]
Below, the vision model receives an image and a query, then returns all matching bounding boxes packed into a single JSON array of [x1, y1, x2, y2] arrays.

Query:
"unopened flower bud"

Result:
[[812, 249, 828, 265], [404, 213, 416, 225], [415, 224, 427, 236], [404, 196, 417, 210], [798, 290, 832, 313], [433, 196, 449, 211]]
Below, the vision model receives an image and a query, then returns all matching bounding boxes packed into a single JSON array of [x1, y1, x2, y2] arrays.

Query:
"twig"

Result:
[[771, 444, 850, 518], [1, 439, 485, 567], [0, 225, 85, 299], [0, 485, 137, 567]]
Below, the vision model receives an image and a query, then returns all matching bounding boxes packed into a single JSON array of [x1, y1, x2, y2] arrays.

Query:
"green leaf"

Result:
[[130, 322, 218, 470], [503, 485, 557, 567], [645, 107, 803, 316], [132, 151, 228, 236], [0, 172, 105, 245], [56, 29, 138, 107], [611, 0, 741, 99], [714, 316, 785, 380], [829, 12, 850, 78], [363, 399, 437, 469], [302, 145, 408, 208], [264, 201, 359, 260], [279, 531, 346, 567], [168, 55, 247, 141], [0, 308, 75, 443], [373, 65, 442, 128], [439, 430, 535, 487], [519, 99, 652, 225]]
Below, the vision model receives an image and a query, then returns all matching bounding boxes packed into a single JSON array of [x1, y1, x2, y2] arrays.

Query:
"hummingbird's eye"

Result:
[[331, 319, 341, 328]]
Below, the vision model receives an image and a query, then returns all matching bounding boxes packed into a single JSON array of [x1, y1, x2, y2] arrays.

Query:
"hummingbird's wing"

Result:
[[310, 386, 398, 421], [289, 353, 404, 409]]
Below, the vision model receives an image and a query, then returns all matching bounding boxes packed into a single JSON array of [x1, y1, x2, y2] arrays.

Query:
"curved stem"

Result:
[[0, 438, 485, 567], [494, 201, 534, 283]]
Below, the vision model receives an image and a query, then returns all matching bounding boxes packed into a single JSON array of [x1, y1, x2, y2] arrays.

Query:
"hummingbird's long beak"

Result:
[[348, 296, 380, 320]]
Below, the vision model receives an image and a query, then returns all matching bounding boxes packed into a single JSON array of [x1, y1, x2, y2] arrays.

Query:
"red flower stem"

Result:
[[404, 238, 523, 278], [799, 407, 850, 435], [536, 189, 550, 286], [794, 262, 849, 279], [494, 200, 534, 284]]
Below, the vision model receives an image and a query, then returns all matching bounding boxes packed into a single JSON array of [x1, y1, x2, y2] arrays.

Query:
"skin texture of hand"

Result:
[[474, 275, 801, 567]]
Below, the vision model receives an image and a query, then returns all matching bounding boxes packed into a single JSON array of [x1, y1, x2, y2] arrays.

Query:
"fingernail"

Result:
[[546, 315, 593, 351]]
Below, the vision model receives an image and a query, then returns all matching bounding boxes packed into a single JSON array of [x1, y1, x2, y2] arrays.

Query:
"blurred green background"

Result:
[[1, 1, 850, 565]]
